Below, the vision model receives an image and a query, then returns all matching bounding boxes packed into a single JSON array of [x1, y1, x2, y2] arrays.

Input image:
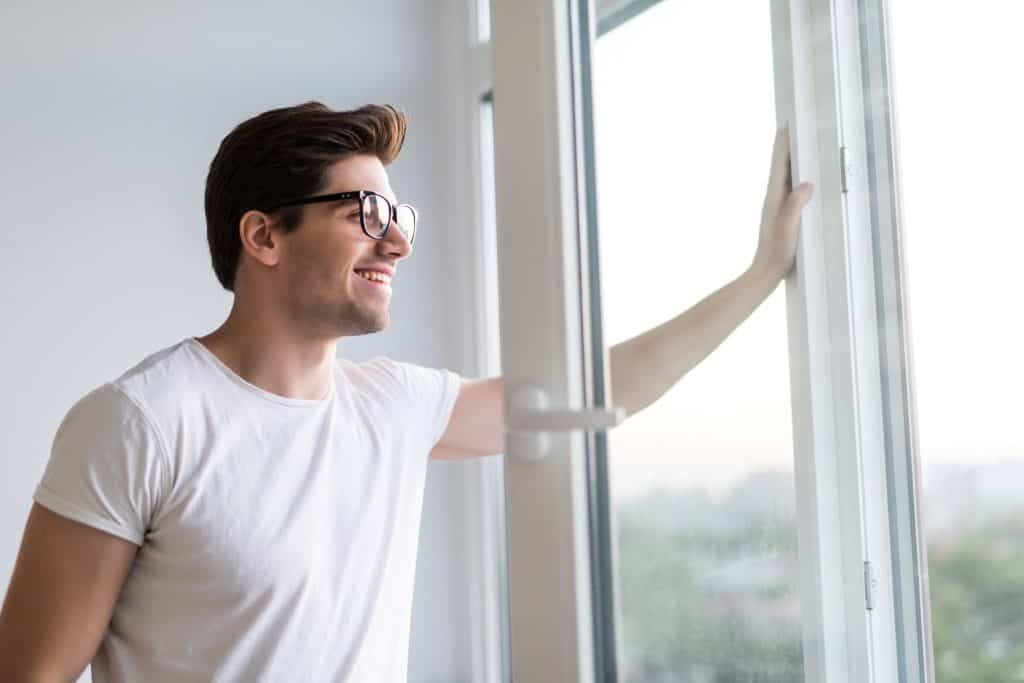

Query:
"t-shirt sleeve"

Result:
[[32, 382, 169, 546], [364, 356, 463, 449]]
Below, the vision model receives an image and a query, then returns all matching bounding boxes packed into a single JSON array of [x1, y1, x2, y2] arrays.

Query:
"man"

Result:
[[0, 102, 813, 682]]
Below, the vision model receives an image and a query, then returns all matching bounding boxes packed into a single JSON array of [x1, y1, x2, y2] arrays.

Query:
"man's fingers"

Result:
[[778, 182, 815, 228], [765, 127, 793, 206]]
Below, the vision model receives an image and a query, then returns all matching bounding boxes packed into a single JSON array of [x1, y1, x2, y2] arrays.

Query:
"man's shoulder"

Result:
[[337, 354, 459, 409], [49, 341, 188, 464], [335, 355, 407, 398], [336, 355, 450, 389], [107, 337, 198, 422]]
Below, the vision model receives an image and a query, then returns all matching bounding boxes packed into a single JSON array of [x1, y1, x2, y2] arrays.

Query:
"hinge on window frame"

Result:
[[864, 561, 876, 611], [840, 146, 849, 194]]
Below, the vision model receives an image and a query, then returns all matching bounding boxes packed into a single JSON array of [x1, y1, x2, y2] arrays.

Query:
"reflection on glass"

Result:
[[888, 4, 1024, 680], [593, 2, 804, 680]]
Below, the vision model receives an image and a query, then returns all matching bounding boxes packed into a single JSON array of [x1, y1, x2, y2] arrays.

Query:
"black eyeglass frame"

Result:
[[261, 190, 417, 245]]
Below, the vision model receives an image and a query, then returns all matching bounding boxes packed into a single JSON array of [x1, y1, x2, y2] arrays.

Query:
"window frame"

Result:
[[770, 0, 900, 679], [842, 0, 935, 679], [489, 0, 600, 677], [485, 0, 934, 680], [445, 0, 508, 681]]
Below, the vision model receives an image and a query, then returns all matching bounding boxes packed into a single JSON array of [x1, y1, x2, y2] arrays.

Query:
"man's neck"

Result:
[[195, 324, 337, 402]]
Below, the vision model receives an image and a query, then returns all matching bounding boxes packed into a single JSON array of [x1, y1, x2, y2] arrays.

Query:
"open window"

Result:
[[486, 0, 945, 680]]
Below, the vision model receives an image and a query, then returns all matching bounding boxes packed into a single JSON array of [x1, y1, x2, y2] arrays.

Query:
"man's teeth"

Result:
[[356, 270, 391, 284]]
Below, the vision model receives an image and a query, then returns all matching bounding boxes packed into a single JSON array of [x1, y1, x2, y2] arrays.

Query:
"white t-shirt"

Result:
[[32, 337, 462, 683]]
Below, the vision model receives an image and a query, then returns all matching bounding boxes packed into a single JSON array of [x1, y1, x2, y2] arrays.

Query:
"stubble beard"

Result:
[[288, 272, 389, 340], [338, 296, 388, 337]]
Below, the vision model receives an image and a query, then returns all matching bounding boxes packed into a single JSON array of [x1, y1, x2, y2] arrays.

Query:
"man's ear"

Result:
[[238, 209, 281, 268]]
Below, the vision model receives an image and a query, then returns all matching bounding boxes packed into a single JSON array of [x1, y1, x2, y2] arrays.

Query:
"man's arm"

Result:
[[430, 128, 813, 460], [0, 503, 138, 682], [430, 377, 505, 460], [610, 267, 781, 418], [429, 268, 787, 461], [613, 127, 813, 416]]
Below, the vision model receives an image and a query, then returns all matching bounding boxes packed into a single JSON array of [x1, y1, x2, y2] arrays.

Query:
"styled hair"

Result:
[[204, 101, 407, 291]]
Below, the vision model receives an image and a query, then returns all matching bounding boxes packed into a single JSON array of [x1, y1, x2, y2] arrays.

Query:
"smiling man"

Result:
[[0, 102, 813, 682]]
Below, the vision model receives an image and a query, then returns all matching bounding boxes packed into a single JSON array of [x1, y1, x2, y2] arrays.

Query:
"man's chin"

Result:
[[343, 311, 389, 337]]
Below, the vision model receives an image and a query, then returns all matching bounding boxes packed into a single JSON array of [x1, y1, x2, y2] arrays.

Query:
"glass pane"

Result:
[[889, 5, 1024, 681], [479, 95, 512, 683], [592, 2, 805, 680]]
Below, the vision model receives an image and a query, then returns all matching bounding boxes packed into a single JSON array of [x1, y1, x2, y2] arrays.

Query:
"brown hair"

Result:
[[204, 101, 407, 291]]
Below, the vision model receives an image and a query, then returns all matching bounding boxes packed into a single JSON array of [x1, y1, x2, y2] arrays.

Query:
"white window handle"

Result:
[[506, 385, 625, 461]]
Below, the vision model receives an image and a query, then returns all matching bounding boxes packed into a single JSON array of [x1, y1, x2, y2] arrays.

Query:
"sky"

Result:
[[590, 1, 1023, 500]]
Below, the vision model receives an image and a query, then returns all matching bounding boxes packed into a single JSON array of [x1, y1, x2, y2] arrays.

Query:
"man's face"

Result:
[[276, 154, 412, 339]]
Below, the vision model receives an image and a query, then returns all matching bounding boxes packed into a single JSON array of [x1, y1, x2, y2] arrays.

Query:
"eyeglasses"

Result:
[[262, 190, 417, 245]]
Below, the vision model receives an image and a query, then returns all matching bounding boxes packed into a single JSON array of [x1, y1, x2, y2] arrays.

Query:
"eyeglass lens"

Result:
[[361, 194, 416, 243]]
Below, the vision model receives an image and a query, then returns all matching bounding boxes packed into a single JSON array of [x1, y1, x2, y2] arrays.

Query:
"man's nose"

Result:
[[378, 218, 412, 259]]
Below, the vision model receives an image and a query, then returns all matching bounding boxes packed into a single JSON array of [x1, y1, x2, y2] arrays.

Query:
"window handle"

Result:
[[506, 385, 625, 461]]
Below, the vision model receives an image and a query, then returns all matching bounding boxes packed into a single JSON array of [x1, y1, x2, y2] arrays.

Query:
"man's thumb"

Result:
[[780, 182, 815, 227]]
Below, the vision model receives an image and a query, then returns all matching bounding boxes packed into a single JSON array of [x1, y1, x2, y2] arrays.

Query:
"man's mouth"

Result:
[[354, 269, 392, 286]]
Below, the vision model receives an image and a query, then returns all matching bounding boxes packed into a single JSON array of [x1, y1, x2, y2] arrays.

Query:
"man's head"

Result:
[[204, 101, 412, 339]]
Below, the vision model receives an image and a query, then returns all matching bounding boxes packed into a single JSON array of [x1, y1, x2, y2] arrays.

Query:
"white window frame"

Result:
[[441, 1, 507, 682], [770, 0, 900, 679], [480, 0, 934, 680], [838, 0, 934, 680], [489, 0, 599, 677], [775, 1, 934, 680]]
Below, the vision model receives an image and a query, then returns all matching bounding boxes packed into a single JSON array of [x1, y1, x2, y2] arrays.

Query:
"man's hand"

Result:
[[608, 127, 816, 418], [751, 126, 814, 280]]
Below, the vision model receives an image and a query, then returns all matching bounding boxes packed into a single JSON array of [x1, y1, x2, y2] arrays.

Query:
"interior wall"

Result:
[[0, 1, 476, 680]]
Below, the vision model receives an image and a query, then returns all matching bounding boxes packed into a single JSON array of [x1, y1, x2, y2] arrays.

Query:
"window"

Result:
[[481, 0, 1016, 680], [452, 3, 507, 681], [593, 3, 804, 680]]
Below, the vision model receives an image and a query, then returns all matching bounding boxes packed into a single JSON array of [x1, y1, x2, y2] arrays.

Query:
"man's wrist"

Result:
[[742, 262, 786, 293]]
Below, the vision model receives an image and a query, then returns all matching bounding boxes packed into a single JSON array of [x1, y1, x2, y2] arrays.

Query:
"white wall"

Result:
[[0, 1, 480, 680]]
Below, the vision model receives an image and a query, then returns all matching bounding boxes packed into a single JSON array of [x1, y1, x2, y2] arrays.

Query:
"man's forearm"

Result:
[[608, 266, 783, 418]]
